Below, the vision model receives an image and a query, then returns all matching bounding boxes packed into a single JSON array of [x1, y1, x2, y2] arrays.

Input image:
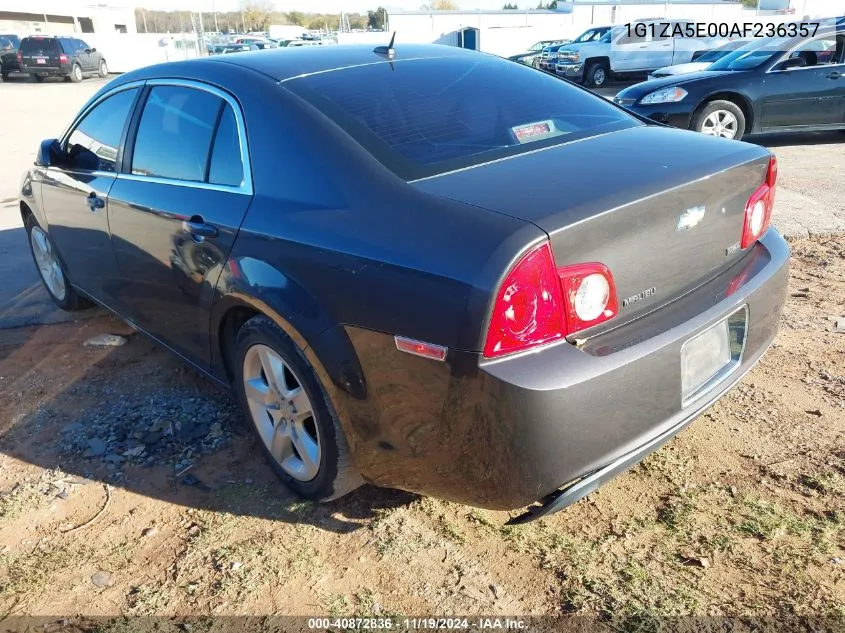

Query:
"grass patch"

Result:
[[798, 471, 845, 496], [0, 541, 92, 596], [322, 592, 351, 618], [734, 497, 813, 540], [436, 515, 465, 544], [126, 583, 175, 615]]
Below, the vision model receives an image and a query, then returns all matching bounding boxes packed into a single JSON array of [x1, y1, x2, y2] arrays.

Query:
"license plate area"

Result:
[[36, 58, 46, 64], [681, 306, 747, 407]]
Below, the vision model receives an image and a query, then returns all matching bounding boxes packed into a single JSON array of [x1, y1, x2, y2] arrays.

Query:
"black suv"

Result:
[[0, 34, 22, 81], [19, 36, 107, 83]]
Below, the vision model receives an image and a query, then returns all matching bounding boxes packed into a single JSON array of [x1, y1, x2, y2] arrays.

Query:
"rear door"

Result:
[[107, 81, 253, 366], [613, 24, 651, 72], [649, 21, 676, 69], [40, 86, 141, 303]]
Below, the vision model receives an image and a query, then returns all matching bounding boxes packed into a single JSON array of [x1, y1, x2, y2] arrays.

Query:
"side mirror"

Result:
[[775, 57, 805, 71], [36, 139, 64, 167], [90, 47, 97, 52]]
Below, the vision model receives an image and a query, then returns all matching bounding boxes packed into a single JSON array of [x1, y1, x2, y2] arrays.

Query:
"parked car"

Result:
[[649, 38, 752, 80], [18, 35, 107, 83], [615, 26, 845, 140], [538, 43, 570, 72], [0, 33, 22, 81], [220, 43, 260, 54], [556, 19, 723, 88], [20, 43, 789, 523], [234, 37, 278, 50], [508, 39, 567, 67]]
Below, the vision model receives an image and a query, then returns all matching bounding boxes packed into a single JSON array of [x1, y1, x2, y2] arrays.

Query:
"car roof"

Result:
[[200, 43, 483, 83]]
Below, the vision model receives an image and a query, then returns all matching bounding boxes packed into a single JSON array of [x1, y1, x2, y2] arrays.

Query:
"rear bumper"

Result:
[[479, 228, 789, 514], [23, 65, 70, 76]]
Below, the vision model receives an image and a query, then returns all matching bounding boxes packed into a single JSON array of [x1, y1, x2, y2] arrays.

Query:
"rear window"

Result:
[[285, 55, 637, 180], [21, 37, 59, 54]]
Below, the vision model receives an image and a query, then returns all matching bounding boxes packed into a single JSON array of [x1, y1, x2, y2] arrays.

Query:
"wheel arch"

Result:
[[584, 56, 610, 70], [210, 271, 369, 439], [692, 92, 754, 133]]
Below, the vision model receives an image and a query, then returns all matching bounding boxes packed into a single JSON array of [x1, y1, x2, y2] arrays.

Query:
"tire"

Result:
[[24, 213, 92, 311], [693, 100, 746, 141], [1, 73, 7, 82], [584, 61, 609, 88], [234, 315, 362, 502], [98, 59, 108, 78], [69, 63, 83, 83], [33, 74, 44, 82]]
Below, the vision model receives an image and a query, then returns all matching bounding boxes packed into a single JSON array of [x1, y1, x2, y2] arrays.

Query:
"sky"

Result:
[[138, 0, 509, 13]]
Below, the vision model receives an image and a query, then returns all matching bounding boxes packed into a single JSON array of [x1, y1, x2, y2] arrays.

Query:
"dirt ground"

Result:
[[0, 236, 843, 630]]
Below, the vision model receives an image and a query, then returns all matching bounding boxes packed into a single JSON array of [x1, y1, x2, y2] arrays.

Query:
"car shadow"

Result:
[[0, 328, 421, 534], [745, 131, 845, 147], [0, 225, 422, 534]]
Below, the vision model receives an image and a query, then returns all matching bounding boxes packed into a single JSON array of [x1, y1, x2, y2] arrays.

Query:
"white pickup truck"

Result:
[[555, 19, 723, 88]]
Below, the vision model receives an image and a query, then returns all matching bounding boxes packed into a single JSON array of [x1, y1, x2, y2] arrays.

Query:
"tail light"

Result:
[[740, 155, 777, 249], [558, 263, 618, 335], [59, 54, 69, 64], [16, 51, 22, 64], [483, 242, 618, 359]]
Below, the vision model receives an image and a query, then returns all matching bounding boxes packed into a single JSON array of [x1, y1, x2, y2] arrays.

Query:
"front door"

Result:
[[759, 35, 845, 130], [107, 83, 252, 366], [75, 39, 95, 71], [40, 86, 141, 303]]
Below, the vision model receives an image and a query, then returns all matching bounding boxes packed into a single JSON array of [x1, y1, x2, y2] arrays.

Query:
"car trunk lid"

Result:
[[413, 125, 772, 333]]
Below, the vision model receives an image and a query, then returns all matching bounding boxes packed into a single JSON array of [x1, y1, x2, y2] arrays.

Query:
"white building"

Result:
[[0, 0, 137, 36]]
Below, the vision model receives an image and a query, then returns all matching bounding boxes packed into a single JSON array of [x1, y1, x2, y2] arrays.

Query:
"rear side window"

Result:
[[131, 86, 222, 182], [66, 88, 139, 172], [21, 38, 60, 54], [285, 54, 637, 179], [208, 105, 244, 187]]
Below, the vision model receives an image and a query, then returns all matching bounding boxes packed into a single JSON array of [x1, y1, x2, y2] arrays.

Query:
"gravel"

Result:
[[54, 388, 241, 474]]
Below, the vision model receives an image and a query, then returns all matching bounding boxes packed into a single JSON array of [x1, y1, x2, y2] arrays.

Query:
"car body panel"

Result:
[[20, 44, 791, 515]]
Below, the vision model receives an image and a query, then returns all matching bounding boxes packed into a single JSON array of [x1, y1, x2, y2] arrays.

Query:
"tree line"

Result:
[[134, 5, 375, 34]]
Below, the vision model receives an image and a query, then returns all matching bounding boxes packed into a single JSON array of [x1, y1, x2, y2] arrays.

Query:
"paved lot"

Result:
[[1, 77, 843, 329], [0, 77, 112, 328]]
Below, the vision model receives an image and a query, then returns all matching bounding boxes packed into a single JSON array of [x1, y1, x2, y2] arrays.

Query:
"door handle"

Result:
[[826, 71, 841, 79], [182, 216, 218, 239], [87, 193, 105, 211], [638, 45, 647, 48]]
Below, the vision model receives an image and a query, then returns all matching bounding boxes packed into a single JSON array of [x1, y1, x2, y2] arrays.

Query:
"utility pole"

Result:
[[213, 0, 219, 32]]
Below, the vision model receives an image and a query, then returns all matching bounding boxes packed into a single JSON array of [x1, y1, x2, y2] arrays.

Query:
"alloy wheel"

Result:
[[74, 65, 82, 81], [30, 226, 66, 301], [701, 110, 738, 139], [242, 344, 321, 482], [593, 67, 606, 86]]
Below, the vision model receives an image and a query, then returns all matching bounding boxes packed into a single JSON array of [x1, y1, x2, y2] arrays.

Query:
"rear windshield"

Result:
[[285, 54, 638, 180], [21, 37, 60, 54]]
